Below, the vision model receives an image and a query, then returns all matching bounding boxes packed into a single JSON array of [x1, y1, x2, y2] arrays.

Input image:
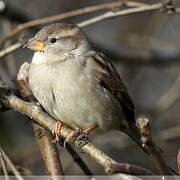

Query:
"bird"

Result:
[[25, 23, 143, 149]]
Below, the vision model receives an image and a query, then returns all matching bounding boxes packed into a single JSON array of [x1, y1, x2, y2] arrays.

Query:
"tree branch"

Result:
[[0, 148, 9, 180], [0, 1, 177, 61], [66, 144, 93, 175], [0, 1, 146, 43], [33, 124, 64, 178], [77, 2, 162, 27], [136, 116, 174, 175], [0, 42, 22, 59], [0, 147, 24, 180], [0, 89, 153, 175]]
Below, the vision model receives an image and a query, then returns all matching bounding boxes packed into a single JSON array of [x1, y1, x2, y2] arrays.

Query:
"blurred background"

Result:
[[0, 0, 180, 175]]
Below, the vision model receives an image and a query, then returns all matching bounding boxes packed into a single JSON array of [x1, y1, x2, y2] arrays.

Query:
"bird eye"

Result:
[[50, 38, 57, 43]]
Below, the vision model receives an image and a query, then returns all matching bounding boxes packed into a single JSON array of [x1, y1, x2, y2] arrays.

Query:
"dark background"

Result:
[[0, 0, 179, 175]]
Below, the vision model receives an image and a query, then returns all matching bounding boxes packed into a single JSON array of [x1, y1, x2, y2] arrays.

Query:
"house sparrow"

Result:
[[25, 23, 142, 148]]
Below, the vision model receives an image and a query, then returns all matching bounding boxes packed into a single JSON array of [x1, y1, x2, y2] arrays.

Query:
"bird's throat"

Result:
[[32, 52, 45, 65]]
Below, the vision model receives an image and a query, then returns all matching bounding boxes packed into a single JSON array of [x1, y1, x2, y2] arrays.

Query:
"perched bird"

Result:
[[25, 23, 142, 148]]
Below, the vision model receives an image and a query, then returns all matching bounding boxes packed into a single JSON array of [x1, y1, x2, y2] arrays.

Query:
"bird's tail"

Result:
[[120, 104, 148, 153], [125, 123, 148, 154]]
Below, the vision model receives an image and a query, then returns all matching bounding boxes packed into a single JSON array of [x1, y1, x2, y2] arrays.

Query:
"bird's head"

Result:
[[24, 23, 90, 64]]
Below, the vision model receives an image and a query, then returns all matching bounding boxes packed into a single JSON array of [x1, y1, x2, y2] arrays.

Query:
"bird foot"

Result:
[[63, 130, 91, 148], [64, 124, 97, 147], [52, 121, 63, 143], [82, 124, 97, 134], [74, 132, 91, 147], [52, 122, 97, 147]]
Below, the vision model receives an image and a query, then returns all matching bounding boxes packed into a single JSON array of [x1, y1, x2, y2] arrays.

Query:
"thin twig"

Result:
[[0, 42, 22, 59], [2, 18, 17, 77], [66, 144, 93, 175], [0, 92, 153, 175], [1, 1, 147, 42], [16, 63, 64, 178], [0, 1, 146, 52], [33, 124, 64, 178], [0, 147, 24, 180], [0, 148, 9, 180], [136, 116, 173, 175], [78, 3, 163, 27], [0, 1, 172, 60]]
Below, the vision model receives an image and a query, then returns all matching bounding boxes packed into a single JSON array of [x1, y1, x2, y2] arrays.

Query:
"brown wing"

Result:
[[89, 51, 135, 124]]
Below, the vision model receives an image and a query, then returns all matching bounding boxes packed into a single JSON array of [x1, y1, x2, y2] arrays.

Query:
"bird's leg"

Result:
[[52, 121, 79, 146], [73, 124, 97, 147], [82, 124, 97, 135], [63, 124, 97, 147], [63, 130, 80, 147], [55, 123, 97, 147], [52, 121, 63, 143]]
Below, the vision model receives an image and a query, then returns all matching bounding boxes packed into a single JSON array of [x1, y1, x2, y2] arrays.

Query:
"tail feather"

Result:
[[126, 123, 148, 154], [121, 105, 148, 154]]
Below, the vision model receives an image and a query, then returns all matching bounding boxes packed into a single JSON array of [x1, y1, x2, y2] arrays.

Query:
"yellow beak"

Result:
[[24, 38, 46, 51]]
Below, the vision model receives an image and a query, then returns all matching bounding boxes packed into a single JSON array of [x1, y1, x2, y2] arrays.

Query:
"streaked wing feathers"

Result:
[[90, 52, 135, 123]]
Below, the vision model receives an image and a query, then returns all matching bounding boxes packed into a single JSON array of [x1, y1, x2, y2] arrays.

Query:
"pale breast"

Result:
[[51, 57, 123, 131], [29, 63, 56, 115], [29, 54, 123, 132]]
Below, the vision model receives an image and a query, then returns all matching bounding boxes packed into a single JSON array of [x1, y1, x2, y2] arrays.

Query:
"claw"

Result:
[[52, 121, 63, 143], [52, 123, 96, 147], [63, 130, 79, 147], [74, 134, 91, 147], [63, 130, 91, 148]]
